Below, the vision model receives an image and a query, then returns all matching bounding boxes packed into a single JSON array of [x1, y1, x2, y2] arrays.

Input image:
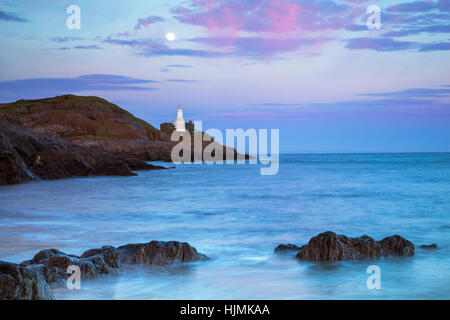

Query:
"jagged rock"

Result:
[[0, 261, 54, 300], [0, 118, 166, 185], [420, 244, 438, 249], [118, 241, 209, 266], [274, 244, 302, 253], [280, 231, 415, 261]]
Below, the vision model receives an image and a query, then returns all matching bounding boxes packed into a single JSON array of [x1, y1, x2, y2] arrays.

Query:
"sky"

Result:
[[0, 0, 449, 153]]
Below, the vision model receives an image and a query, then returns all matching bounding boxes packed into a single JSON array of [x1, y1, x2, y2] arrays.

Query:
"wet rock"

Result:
[[30, 247, 120, 287], [274, 244, 302, 253], [118, 241, 209, 266], [293, 231, 414, 261], [0, 117, 166, 185], [379, 235, 415, 257], [0, 261, 54, 300], [420, 244, 438, 249]]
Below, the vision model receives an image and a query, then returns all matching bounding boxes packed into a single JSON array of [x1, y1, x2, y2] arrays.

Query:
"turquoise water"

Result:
[[0, 153, 449, 299]]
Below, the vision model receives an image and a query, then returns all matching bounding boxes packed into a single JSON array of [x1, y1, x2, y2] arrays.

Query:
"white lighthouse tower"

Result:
[[174, 106, 186, 132]]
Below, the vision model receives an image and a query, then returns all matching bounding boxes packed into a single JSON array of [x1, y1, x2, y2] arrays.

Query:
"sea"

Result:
[[0, 153, 449, 299]]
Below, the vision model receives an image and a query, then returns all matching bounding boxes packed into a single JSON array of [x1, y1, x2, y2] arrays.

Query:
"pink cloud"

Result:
[[172, 0, 359, 55], [134, 15, 165, 30]]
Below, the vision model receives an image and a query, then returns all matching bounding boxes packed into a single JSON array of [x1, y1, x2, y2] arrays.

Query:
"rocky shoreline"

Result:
[[0, 94, 248, 185], [0, 241, 209, 300], [1, 231, 426, 300]]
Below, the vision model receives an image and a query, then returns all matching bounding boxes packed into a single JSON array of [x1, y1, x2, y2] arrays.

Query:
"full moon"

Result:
[[166, 32, 176, 41]]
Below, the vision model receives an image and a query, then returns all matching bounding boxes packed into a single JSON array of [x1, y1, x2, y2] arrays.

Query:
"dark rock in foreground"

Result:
[[0, 261, 54, 300], [420, 244, 438, 249], [23, 247, 120, 287], [274, 244, 302, 253], [276, 231, 415, 261], [1, 241, 208, 300]]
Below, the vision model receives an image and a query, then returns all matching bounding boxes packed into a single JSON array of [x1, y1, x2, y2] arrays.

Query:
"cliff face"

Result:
[[0, 118, 165, 185], [0, 94, 247, 185], [0, 95, 174, 161]]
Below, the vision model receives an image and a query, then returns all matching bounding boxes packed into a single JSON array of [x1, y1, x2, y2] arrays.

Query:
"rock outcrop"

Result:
[[0, 118, 166, 185], [0, 241, 208, 300], [0, 261, 54, 300], [0, 95, 171, 161], [22, 247, 121, 287], [0, 94, 248, 185], [275, 231, 415, 261]]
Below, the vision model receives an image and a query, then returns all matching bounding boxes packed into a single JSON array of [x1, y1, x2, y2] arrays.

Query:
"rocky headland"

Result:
[[0, 94, 245, 185], [0, 240, 209, 300], [275, 231, 415, 261]]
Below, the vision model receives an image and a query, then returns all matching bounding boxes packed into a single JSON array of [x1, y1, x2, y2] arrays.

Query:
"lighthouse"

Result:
[[174, 106, 186, 132]]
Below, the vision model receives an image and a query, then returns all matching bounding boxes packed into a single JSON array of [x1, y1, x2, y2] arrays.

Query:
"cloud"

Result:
[[345, 37, 416, 51], [190, 36, 331, 57], [105, 33, 329, 58], [104, 37, 225, 57], [0, 74, 159, 100], [387, 1, 437, 13], [382, 24, 450, 37], [160, 64, 193, 72], [165, 64, 192, 68], [134, 15, 165, 30], [249, 103, 305, 107], [104, 37, 168, 51], [103, 0, 450, 58], [379, 2, 450, 38], [345, 37, 450, 52], [49, 37, 84, 43], [170, 0, 354, 57], [166, 79, 199, 82], [141, 48, 225, 57], [359, 87, 450, 98], [240, 85, 450, 120], [0, 10, 27, 22], [74, 45, 103, 50], [418, 41, 450, 51], [114, 15, 165, 38], [172, 0, 352, 33]]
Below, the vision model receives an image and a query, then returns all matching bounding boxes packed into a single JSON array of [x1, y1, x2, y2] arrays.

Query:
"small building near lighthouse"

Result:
[[160, 106, 195, 134]]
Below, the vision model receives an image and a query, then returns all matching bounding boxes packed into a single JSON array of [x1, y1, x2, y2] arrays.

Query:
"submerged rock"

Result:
[[274, 244, 302, 253], [276, 231, 415, 261], [1, 241, 208, 299], [0, 261, 54, 300], [118, 241, 209, 266], [420, 244, 438, 249]]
